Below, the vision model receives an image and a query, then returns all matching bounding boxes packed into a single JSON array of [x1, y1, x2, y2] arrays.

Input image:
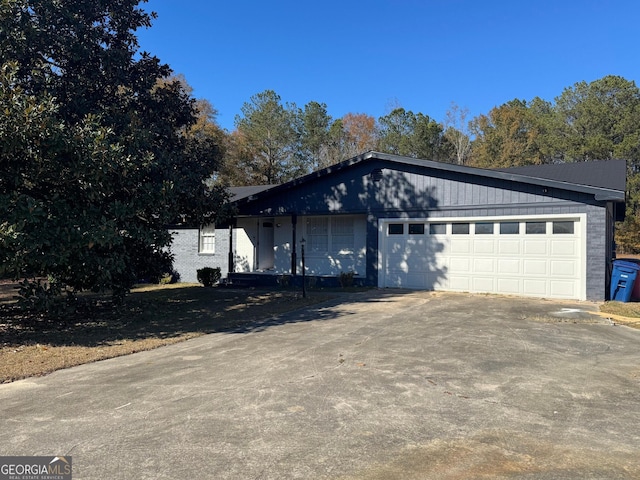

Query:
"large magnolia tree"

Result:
[[0, 0, 228, 307]]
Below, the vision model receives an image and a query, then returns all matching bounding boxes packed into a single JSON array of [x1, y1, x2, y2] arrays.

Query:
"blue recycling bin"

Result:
[[610, 260, 640, 302]]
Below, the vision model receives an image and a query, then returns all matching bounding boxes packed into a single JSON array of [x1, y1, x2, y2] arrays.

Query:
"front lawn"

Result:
[[0, 284, 334, 383]]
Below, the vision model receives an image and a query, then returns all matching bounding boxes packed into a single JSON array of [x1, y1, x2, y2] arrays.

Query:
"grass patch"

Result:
[[599, 300, 640, 328], [0, 284, 335, 384], [600, 301, 640, 318]]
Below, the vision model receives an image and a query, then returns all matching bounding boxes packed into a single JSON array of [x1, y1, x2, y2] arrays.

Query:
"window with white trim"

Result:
[[306, 216, 355, 254], [199, 224, 216, 253]]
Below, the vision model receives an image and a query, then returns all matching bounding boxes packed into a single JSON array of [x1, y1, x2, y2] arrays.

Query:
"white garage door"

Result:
[[380, 216, 586, 300]]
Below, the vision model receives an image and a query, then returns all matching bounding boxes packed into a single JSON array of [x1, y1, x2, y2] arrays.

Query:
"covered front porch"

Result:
[[226, 214, 368, 286]]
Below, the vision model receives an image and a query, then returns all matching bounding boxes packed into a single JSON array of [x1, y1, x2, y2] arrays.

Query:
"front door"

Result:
[[258, 219, 275, 270]]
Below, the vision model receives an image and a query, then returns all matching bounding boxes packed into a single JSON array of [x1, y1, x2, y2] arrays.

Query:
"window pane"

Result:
[[199, 224, 215, 253], [309, 235, 328, 252], [500, 222, 519, 234], [526, 222, 546, 234], [332, 217, 354, 252], [307, 217, 328, 234], [553, 221, 574, 234], [332, 235, 353, 252], [429, 223, 446, 234], [201, 237, 215, 253], [388, 223, 404, 235], [409, 223, 425, 235], [332, 217, 354, 235], [307, 217, 329, 252], [475, 223, 494, 234], [452, 223, 470, 234]]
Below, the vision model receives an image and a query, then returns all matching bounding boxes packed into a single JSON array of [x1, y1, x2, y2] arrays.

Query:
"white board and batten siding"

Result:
[[379, 214, 587, 300]]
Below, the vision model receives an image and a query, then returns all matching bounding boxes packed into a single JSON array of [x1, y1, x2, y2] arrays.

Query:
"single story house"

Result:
[[170, 151, 627, 301]]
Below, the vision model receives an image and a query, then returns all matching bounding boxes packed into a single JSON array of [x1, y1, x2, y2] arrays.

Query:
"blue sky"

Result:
[[137, 0, 639, 132]]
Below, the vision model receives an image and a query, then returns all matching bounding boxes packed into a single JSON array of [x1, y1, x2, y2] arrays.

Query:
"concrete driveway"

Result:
[[1, 291, 639, 479]]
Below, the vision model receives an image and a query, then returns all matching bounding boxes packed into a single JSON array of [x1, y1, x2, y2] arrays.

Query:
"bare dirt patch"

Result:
[[0, 283, 334, 383]]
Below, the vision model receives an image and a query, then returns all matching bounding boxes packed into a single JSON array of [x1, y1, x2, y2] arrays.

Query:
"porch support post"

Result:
[[228, 223, 234, 277], [291, 213, 297, 275]]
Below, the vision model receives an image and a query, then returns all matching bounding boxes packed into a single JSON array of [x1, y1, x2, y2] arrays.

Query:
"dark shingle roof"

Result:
[[497, 159, 627, 192]]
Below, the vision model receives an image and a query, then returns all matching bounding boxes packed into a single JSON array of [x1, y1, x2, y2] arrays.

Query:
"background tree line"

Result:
[[215, 76, 640, 184], [209, 76, 640, 253]]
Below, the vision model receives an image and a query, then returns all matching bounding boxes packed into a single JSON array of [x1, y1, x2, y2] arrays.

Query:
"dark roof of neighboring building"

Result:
[[232, 151, 626, 205], [497, 159, 627, 192]]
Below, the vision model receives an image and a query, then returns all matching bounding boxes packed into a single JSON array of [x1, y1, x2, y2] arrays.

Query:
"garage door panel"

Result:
[[524, 240, 547, 255], [449, 276, 470, 290], [473, 277, 495, 291], [498, 258, 521, 274], [474, 240, 496, 254], [498, 240, 520, 255], [473, 258, 495, 273], [451, 239, 471, 254], [524, 259, 547, 275], [523, 279, 548, 295], [550, 280, 576, 297], [388, 242, 405, 254], [433, 257, 448, 270], [406, 273, 428, 289], [498, 278, 522, 293], [429, 273, 448, 289], [450, 257, 470, 273], [551, 240, 578, 256], [400, 253, 432, 271], [385, 271, 404, 287], [551, 260, 577, 276], [386, 256, 408, 271]]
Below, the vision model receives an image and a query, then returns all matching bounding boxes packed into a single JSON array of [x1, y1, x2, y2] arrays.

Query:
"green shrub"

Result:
[[339, 271, 355, 288], [16, 278, 76, 316], [197, 267, 221, 287]]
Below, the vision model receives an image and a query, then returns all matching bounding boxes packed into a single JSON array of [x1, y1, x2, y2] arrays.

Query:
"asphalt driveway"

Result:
[[1, 290, 639, 479]]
